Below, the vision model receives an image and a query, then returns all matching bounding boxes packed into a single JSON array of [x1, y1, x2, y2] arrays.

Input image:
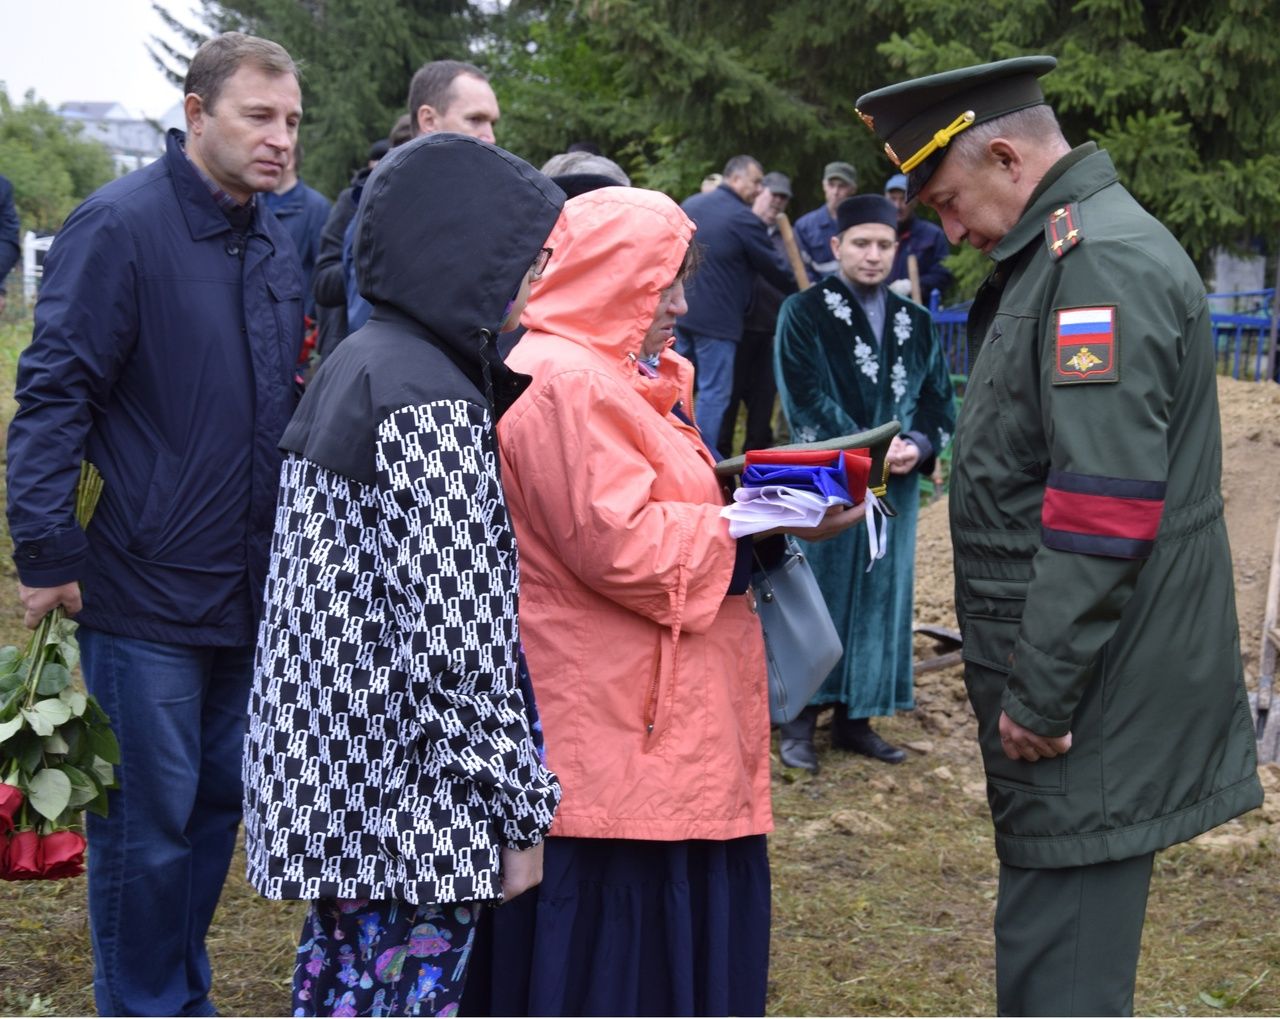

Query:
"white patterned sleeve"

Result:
[[375, 400, 561, 850]]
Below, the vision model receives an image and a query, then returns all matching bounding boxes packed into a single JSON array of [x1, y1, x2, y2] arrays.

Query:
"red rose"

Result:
[[0, 783, 21, 833], [3, 830, 42, 880], [40, 830, 86, 879]]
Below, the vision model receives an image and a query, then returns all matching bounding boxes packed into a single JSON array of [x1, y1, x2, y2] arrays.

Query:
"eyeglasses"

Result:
[[531, 247, 553, 279]]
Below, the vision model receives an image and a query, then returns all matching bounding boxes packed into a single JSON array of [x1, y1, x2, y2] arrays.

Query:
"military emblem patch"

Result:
[[1053, 306, 1118, 384]]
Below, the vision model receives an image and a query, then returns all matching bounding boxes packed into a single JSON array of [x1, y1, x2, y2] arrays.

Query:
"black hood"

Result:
[[280, 135, 564, 486], [354, 133, 565, 357]]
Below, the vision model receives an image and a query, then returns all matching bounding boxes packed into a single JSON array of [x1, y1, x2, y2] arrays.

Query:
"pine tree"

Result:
[[150, 0, 475, 199]]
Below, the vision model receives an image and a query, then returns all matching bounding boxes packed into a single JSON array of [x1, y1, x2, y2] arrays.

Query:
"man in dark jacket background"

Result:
[[857, 57, 1263, 1015], [263, 139, 331, 327], [6, 32, 304, 1016], [677, 155, 795, 452], [791, 160, 858, 279], [883, 172, 953, 304], [0, 173, 19, 315], [311, 122, 406, 364], [716, 169, 792, 455], [336, 60, 502, 343]]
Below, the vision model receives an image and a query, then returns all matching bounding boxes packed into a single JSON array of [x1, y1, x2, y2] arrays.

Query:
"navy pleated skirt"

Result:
[[461, 834, 771, 1017]]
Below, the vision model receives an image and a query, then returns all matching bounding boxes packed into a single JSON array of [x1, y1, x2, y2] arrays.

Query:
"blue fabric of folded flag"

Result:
[[741, 461, 852, 501]]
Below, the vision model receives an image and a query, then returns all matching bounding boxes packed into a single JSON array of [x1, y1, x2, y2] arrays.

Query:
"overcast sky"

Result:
[[1, 0, 202, 117]]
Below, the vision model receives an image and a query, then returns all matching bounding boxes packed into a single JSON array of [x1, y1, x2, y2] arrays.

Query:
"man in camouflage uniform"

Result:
[[856, 56, 1262, 1015]]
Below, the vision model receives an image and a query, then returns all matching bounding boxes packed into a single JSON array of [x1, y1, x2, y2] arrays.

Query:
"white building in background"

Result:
[[158, 101, 186, 134], [57, 100, 165, 174]]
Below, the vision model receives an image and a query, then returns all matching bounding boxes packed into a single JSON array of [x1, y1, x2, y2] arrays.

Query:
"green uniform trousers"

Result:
[[995, 852, 1155, 1016]]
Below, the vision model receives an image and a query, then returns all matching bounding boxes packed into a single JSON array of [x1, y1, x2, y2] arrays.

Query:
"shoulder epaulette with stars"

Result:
[[1044, 203, 1082, 260]]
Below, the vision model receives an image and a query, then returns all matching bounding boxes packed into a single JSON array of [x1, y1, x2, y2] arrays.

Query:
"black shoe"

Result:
[[777, 706, 820, 773], [832, 717, 907, 765]]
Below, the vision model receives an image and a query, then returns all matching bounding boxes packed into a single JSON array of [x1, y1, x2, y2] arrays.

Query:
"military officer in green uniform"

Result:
[[856, 57, 1263, 1015]]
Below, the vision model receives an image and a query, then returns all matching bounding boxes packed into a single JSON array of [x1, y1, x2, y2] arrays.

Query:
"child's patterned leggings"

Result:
[[292, 897, 481, 1017]]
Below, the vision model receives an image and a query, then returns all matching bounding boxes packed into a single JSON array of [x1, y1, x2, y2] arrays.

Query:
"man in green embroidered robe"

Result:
[[774, 195, 955, 770]]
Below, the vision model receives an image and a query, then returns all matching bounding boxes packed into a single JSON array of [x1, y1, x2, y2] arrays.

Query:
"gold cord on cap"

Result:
[[897, 110, 976, 172]]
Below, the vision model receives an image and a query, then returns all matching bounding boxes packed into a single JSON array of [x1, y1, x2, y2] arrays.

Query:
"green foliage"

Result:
[[868, 0, 1280, 266], [0, 89, 116, 233], [151, 0, 477, 199], [485, 0, 863, 207], [494, 0, 1280, 295], [154, 0, 1280, 295]]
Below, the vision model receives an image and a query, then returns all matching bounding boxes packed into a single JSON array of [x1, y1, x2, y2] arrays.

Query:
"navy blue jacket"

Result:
[[0, 175, 19, 295], [6, 129, 303, 645], [310, 169, 370, 361], [678, 184, 794, 340], [792, 204, 841, 279], [889, 214, 953, 302], [263, 177, 331, 317]]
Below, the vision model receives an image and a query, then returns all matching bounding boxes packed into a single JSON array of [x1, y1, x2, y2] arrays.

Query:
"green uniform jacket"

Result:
[[951, 144, 1263, 869]]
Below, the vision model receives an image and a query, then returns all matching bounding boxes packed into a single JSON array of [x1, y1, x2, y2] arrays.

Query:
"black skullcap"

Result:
[[836, 195, 897, 234]]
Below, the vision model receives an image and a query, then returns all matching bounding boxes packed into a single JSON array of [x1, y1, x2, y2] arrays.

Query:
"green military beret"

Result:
[[855, 55, 1057, 200]]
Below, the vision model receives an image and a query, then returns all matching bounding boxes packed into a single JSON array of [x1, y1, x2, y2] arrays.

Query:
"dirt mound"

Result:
[[911, 376, 1280, 736], [1219, 377, 1280, 677]]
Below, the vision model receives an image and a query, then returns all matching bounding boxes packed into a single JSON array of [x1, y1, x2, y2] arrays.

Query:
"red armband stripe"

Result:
[[1040, 470, 1165, 558], [1042, 488, 1164, 541]]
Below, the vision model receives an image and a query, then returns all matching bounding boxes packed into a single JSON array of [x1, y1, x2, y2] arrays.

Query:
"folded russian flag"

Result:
[[741, 448, 873, 505], [720, 447, 882, 546]]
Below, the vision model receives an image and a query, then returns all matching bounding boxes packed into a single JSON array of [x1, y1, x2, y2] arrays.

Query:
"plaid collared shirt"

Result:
[[182, 137, 255, 228]]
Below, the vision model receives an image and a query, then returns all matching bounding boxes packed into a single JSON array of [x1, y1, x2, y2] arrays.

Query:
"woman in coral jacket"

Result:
[[462, 186, 863, 1016]]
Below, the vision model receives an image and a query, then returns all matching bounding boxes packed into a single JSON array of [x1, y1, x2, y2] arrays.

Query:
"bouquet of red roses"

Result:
[[0, 463, 116, 880]]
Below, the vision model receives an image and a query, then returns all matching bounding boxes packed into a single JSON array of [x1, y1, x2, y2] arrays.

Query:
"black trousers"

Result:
[[995, 851, 1155, 1016], [717, 327, 778, 455]]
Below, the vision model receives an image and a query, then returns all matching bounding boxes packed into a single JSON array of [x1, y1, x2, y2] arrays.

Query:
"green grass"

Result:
[[0, 310, 1276, 1016]]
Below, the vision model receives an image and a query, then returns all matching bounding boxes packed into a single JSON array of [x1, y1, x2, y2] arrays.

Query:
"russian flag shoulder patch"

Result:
[[1053, 305, 1118, 385]]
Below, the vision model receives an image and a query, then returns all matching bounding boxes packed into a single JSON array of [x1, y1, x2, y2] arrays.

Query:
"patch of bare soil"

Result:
[[1218, 377, 1280, 679]]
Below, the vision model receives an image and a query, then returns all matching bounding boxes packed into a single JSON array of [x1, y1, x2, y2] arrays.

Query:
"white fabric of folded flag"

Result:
[[721, 485, 889, 572], [721, 485, 848, 539]]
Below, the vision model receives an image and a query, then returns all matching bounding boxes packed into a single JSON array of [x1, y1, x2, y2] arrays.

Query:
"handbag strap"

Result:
[[751, 493, 888, 584], [751, 536, 800, 602]]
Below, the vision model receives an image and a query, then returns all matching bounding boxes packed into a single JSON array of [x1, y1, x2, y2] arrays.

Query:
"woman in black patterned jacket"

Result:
[[241, 134, 564, 1017]]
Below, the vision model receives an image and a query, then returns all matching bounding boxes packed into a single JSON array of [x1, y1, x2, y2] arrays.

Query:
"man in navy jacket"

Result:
[[6, 33, 303, 1016], [264, 141, 331, 322], [884, 172, 953, 303], [0, 174, 19, 315], [677, 155, 795, 451]]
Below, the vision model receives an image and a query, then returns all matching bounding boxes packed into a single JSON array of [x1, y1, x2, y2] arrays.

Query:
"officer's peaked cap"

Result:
[[856, 56, 1057, 201]]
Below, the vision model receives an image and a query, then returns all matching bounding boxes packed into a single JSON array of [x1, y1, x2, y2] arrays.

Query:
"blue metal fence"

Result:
[[1207, 288, 1275, 381], [927, 292, 970, 377], [928, 288, 1277, 383]]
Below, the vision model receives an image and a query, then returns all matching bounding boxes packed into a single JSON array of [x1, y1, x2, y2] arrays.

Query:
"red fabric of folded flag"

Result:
[[744, 448, 872, 505]]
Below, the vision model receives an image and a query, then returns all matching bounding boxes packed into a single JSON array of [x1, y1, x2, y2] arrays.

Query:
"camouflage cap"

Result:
[[822, 161, 858, 186], [856, 56, 1057, 200]]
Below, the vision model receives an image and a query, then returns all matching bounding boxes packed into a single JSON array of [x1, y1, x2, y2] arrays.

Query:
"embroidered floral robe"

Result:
[[773, 277, 955, 717]]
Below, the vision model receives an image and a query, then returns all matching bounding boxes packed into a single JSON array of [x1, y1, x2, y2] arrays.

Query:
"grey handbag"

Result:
[[752, 537, 843, 725]]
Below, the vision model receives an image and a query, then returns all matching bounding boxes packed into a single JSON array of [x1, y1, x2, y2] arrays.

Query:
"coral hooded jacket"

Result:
[[499, 187, 773, 841]]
